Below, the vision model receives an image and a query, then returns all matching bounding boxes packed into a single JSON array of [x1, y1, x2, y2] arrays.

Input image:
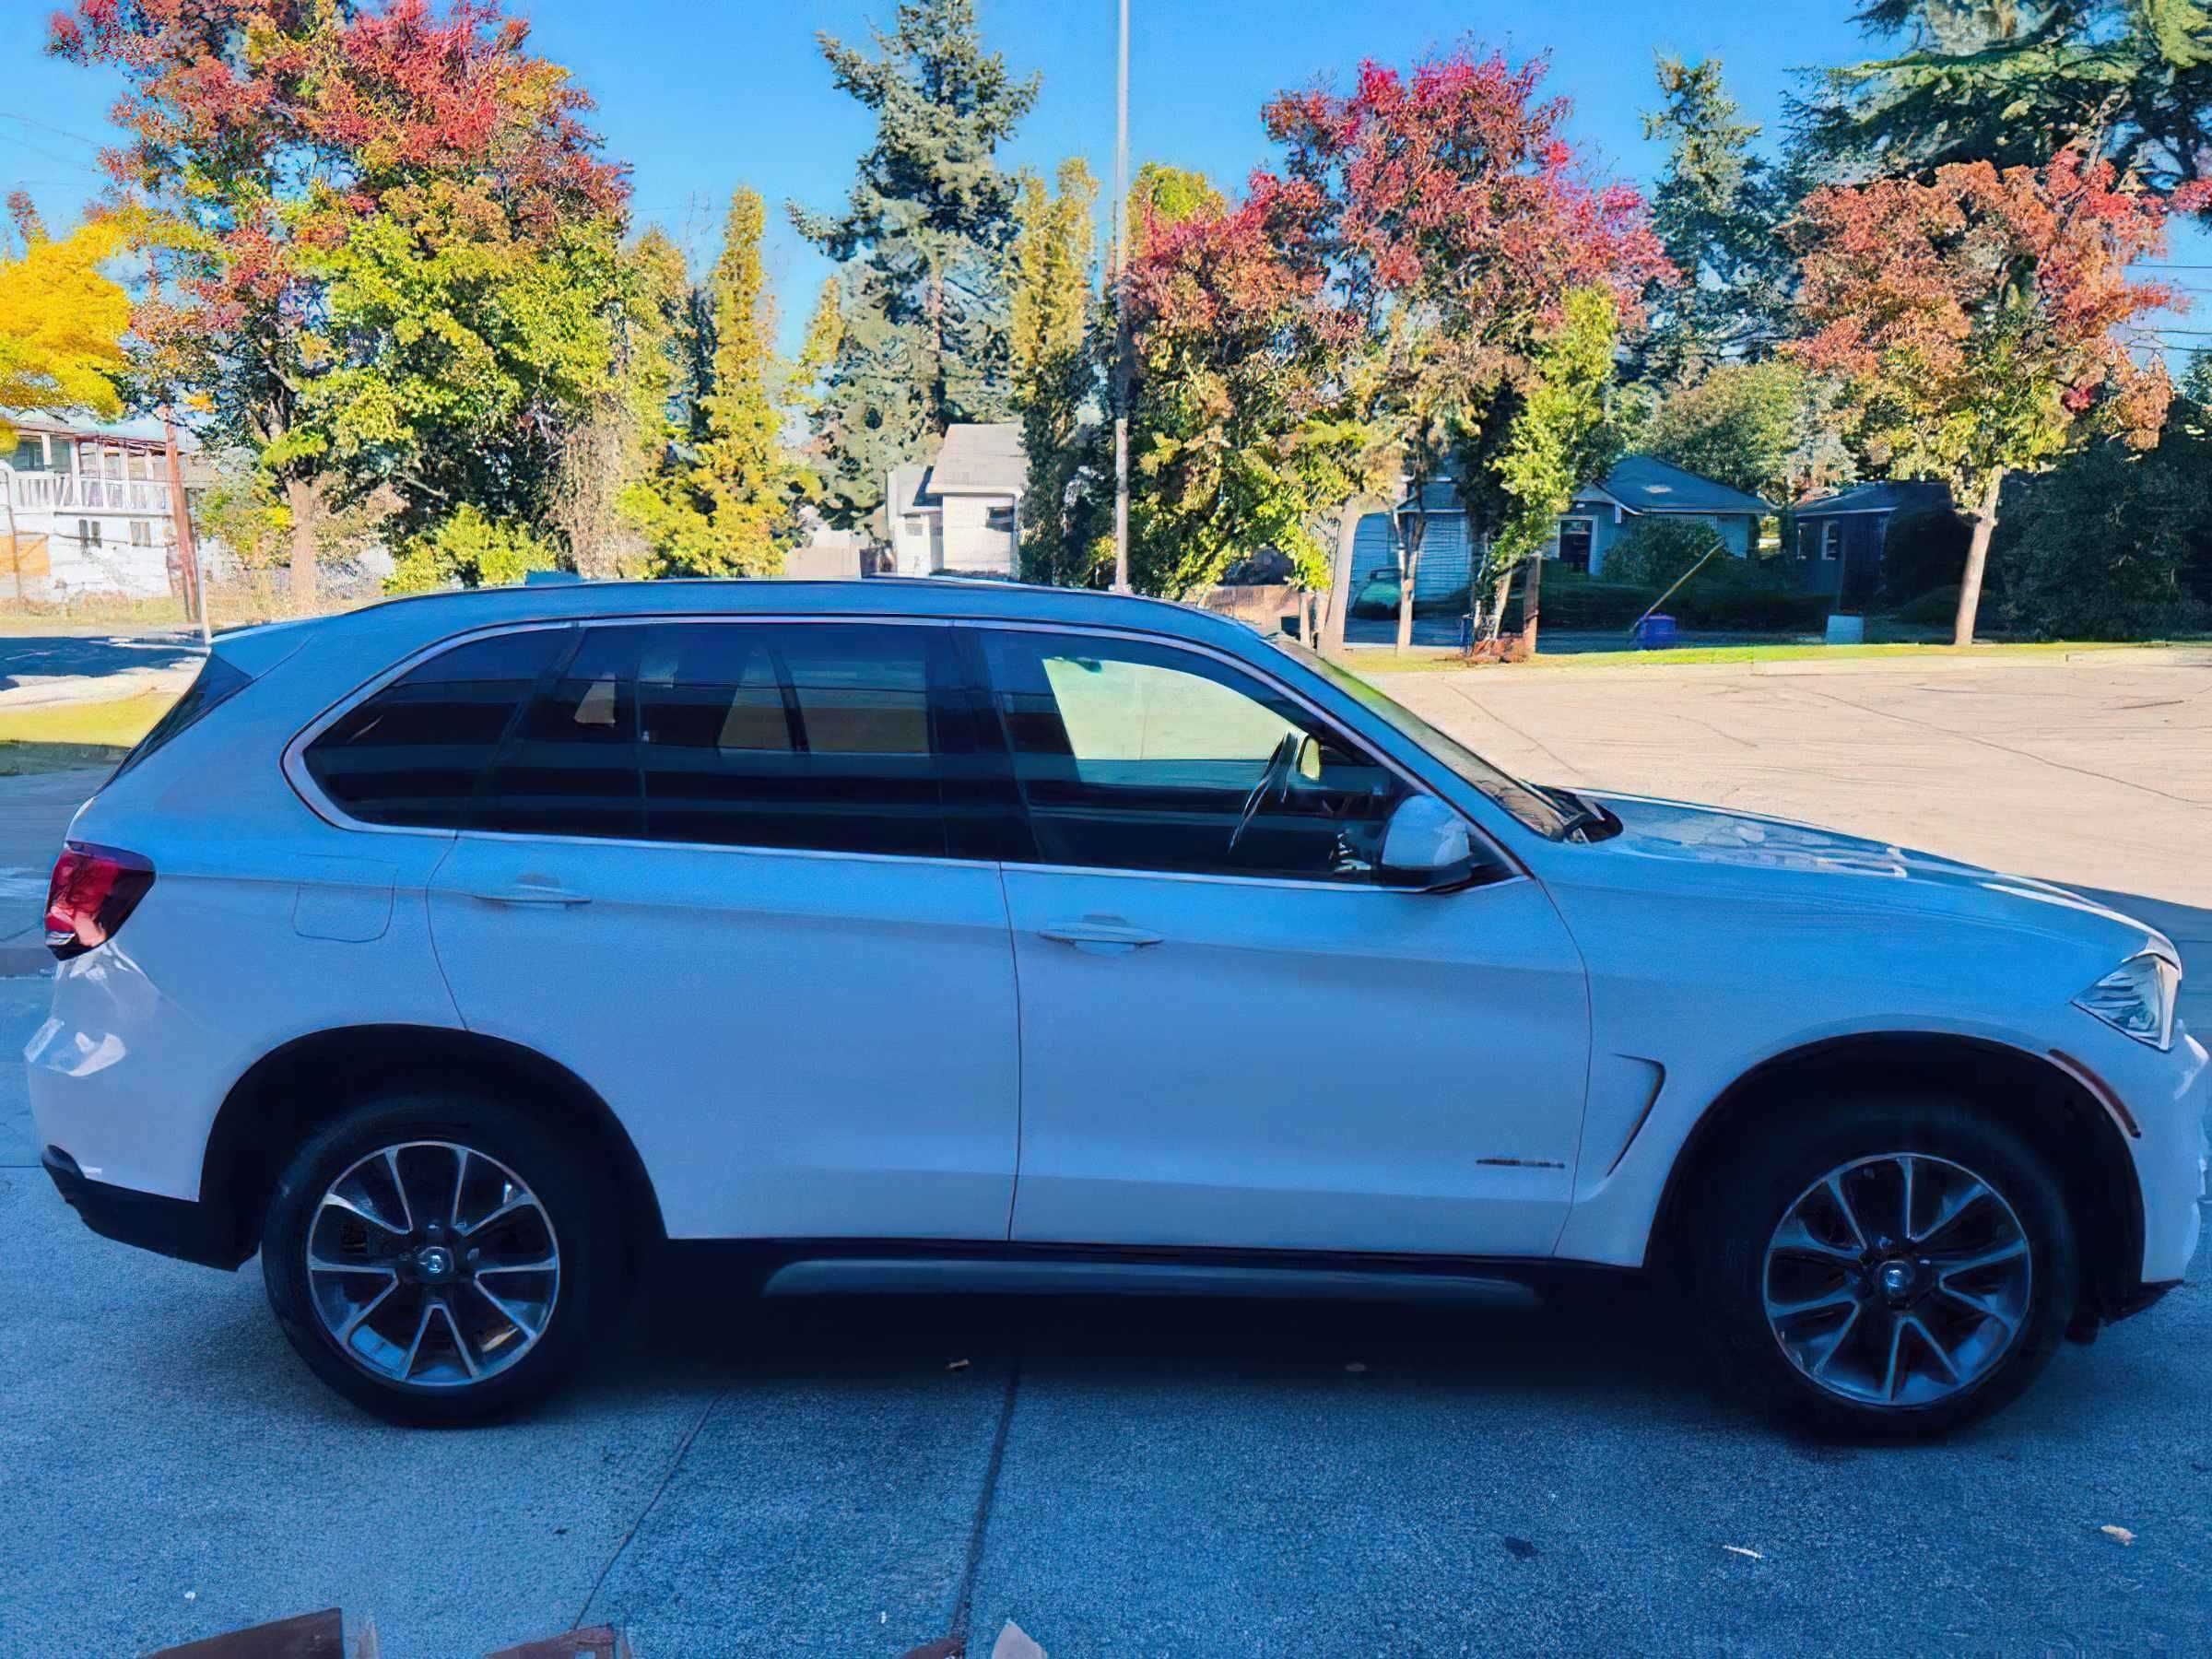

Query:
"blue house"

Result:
[[1352, 454, 1773, 598], [1789, 479, 1954, 610]]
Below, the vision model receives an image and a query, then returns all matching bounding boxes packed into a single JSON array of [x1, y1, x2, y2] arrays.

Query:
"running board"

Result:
[[759, 1255, 1543, 1307]]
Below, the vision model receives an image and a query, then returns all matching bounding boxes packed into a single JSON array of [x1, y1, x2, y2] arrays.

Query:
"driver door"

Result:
[[974, 626, 1593, 1259]]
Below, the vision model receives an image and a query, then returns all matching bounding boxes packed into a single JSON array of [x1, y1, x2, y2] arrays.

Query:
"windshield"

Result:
[[1265, 634, 1573, 839]]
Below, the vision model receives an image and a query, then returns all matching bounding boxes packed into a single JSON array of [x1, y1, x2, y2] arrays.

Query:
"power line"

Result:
[[0, 112, 107, 149]]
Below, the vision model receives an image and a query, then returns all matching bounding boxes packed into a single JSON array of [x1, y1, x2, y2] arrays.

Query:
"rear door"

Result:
[[313, 617, 1022, 1242], [971, 624, 1593, 1258]]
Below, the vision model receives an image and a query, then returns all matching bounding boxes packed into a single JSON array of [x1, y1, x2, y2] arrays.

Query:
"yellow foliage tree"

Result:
[[0, 204, 130, 444]]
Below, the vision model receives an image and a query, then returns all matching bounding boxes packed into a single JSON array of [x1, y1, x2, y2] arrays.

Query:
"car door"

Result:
[[308, 616, 1023, 1243], [971, 624, 1592, 1259]]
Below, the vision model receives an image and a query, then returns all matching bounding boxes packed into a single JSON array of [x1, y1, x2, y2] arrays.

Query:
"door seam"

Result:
[[995, 860, 1023, 1242]]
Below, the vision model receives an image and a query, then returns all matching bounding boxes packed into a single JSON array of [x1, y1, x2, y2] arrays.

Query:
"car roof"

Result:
[[272, 577, 1262, 661]]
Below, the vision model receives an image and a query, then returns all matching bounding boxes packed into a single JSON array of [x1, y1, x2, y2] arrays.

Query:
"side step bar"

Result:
[[759, 1255, 1542, 1307]]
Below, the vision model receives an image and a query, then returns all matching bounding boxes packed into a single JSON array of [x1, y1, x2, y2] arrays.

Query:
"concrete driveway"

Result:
[[1, 652, 2208, 1657]]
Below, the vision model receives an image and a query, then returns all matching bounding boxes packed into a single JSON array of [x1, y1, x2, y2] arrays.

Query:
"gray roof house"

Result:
[[1351, 455, 1774, 600], [887, 423, 1025, 579]]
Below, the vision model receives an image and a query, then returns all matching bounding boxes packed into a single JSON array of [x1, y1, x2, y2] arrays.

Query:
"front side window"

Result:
[[303, 627, 569, 827], [979, 629, 1408, 882]]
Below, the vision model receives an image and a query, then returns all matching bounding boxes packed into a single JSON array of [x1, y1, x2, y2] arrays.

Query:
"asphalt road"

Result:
[[1, 656, 2208, 1656], [0, 628, 205, 697]]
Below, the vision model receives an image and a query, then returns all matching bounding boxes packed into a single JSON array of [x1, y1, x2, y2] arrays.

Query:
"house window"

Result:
[[11, 437, 44, 472], [902, 514, 928, 537], [77, 520, 101, 547], [1556, 517, 1594, 573], [130, 522, 152, 547], [985, 504, 1016, 535], [1821, 522, 1841, 561]]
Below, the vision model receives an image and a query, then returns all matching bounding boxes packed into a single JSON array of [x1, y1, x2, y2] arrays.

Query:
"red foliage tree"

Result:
[[49, 0, 627, 606], [1790, 151, 2206, 642], [1261, 50, 1672, 648]]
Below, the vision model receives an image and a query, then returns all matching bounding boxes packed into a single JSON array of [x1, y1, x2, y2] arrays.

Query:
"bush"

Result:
[[1598, 517, 1736, 589], [1891, 584, 1962, 628], [1878, 506, 1972, 605], [386, 504, 560, 594], [1509, 571, 1659, 630]]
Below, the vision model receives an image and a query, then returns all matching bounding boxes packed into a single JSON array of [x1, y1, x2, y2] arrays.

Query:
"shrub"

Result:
[[1891, 584, 1962, 627], [1598, 517, 1734, 589], [386, 504, 560, 594]]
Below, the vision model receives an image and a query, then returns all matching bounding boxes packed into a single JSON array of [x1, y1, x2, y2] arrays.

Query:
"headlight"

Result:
[[2073, 952, 2182, 1051]]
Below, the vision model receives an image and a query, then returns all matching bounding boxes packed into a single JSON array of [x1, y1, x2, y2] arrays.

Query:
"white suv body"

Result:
[[29, 580, 2206, 1431]]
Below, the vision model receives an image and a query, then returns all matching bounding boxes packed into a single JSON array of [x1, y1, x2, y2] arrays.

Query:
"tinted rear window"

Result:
[[303, 628, 569, 827]]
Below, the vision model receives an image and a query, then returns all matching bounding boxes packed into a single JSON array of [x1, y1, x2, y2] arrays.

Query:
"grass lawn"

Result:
[[1340, 639, 2169, 673], [0, 689, 174, 773]]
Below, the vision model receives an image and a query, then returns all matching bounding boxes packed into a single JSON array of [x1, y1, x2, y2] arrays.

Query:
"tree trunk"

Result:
[[285, 477, 320, 615], [1319, 496, 1371, 655], [1482, 563, 1517, 646], [1394, 546, 1419, 653], [1952, 474, 2003, 647], [1518, 550, 1545, 658]]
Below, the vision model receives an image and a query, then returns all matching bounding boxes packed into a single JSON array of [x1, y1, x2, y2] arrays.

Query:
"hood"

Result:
[[1573, 790, 2176, 960]]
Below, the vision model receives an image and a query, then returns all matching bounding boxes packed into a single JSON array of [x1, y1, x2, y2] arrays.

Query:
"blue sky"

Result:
[[7, 0, 2208, 359]]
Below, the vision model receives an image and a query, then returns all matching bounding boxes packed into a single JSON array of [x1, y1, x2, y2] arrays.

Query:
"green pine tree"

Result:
[[1634, 57, 1797, 386], [790, 0, 1040, 527], [626, 188, 817, 576], [1790, 0, 2212, 188]]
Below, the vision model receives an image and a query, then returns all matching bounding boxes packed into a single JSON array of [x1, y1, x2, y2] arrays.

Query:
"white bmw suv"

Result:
[[29, 580, 2206, 1434]]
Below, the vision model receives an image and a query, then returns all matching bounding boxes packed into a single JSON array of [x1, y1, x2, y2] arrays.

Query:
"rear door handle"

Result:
[[470, 886, 593, 907], [1037, 918, 1164, 952]]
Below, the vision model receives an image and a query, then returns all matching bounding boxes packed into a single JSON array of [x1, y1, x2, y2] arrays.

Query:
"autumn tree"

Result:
[[626, 188, 816, 576], [792, 0, 1037, 526], [0, 197, 129, 443], [1010, 159, 1099, 584], [51, 0, 629, 607], [1121, 178, 1358, 598], [1789, 151, 2202, 643], [1265, 50, 1671, 650]]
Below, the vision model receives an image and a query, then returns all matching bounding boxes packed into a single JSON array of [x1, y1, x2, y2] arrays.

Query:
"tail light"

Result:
[[44, 842, 155, 959]]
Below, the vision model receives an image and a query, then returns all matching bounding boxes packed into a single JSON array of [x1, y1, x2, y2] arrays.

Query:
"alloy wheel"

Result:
[[1761, 1151, 2032, 1408], [304, 1140, 560, 1388]]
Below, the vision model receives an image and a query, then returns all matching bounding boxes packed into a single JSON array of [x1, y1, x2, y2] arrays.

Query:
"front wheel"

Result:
[[1695, 1096, 2077, 1438], [261, 1088, 617, 1425]]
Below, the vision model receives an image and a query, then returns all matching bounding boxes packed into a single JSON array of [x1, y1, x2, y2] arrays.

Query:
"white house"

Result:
[[1, 412, 214, 601], [885, 422, 1023, 578]]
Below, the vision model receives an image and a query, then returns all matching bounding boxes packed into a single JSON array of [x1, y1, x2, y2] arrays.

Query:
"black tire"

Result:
[[1691, 1093, 2077, 1440], [261, 1086, 618, 1426]]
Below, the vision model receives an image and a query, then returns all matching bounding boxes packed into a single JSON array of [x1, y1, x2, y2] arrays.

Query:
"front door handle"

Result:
[[1037, 917, 1164, 953], [469, 885, 592, 908]]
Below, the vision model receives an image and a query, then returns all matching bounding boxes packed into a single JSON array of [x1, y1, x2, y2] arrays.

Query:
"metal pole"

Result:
[[1111, 0, 1132, 594]]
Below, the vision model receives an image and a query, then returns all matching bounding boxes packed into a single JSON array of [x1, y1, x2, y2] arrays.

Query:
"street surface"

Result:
[[0, 647, 2206, 1656]]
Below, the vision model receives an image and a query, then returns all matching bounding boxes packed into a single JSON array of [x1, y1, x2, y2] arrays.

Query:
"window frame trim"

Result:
[[282, 610, 1523, 893]]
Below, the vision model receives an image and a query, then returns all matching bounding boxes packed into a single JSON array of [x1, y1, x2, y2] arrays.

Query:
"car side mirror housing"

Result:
[[1376, 794, 1482, 891]]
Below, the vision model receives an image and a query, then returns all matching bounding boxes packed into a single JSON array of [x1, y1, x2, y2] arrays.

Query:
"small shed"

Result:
[[1790, 480, 1954, 611]]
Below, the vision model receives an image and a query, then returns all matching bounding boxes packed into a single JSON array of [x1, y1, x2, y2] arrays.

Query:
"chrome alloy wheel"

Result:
[[1761, 1152, 2032, 1408], [305, 1141, 560, 1388]]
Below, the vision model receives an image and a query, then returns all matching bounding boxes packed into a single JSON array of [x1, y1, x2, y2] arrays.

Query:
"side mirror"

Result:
[[1377, 794, 1480, 891]]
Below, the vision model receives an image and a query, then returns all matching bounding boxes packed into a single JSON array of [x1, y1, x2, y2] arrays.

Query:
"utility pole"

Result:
[[145, 248, 209, 646], [159, 411, 208, 647], [1111, 0, 1132, 594]]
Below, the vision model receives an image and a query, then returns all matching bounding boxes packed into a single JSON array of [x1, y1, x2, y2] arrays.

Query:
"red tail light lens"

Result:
[[44, 842, 155, 959]]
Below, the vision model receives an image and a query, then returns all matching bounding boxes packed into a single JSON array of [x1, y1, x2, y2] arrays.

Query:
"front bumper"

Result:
[[41, 1146, 249, 1271]]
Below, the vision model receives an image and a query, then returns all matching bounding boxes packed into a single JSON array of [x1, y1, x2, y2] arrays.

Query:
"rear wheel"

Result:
[[1695, 1095, 2077, 1438], [261, 1088, 616, 1425]]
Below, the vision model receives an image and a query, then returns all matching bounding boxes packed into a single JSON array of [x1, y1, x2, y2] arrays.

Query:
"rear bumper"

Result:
[[41, 1146, 248, 1271]]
